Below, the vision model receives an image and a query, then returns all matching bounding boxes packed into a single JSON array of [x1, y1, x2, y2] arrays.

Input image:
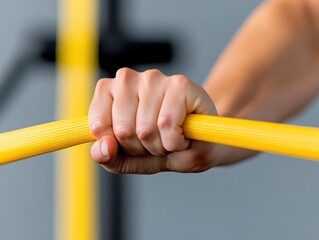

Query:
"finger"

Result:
[[136, 70, 167, 155], [90, 135, 118, 164], [89, 78, 114, 139], [112, 68, 146, 155], [185, 82, 218, 115], [157, 76, 216, 153], [158, 89, 190, 152]]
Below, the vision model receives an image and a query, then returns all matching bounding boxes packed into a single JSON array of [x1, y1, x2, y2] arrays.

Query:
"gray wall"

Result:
[[1, 0, 319, 239]]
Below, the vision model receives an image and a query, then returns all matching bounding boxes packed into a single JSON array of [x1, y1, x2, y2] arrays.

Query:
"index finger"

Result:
[[89, 78, 114, 139]]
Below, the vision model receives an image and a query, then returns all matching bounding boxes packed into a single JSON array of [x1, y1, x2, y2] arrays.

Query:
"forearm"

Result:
[[204, 0, 319, 122], [203, 0, 319, 165]]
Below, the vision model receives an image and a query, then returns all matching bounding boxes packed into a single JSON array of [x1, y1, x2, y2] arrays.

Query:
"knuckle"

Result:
[[136, 124, 154, 141], [95, 78, 110, 96], [90, 119, 108, 137], [143, 69, 162, 79], [160, 125, 187, 152], [157, 114, 172, 129], [115, 68, 138, 88], [140, 69, 163, 89], [114, 124, 135, 141], [170, 75, 191, 90], [162, 132, 185, 152], [116, 67, 133, 79]]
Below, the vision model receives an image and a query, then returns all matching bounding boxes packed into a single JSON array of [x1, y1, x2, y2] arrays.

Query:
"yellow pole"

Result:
[[55, 0, 98, 238], [1, 114, 319, 163]]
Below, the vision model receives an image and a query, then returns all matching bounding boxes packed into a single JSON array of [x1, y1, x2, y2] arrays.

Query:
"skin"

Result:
[[89, 69, 217, 174], [89, 0, 319, 174]]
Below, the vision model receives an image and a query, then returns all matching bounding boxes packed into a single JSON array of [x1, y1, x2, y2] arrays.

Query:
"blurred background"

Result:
[[1, 0, 319, 239]]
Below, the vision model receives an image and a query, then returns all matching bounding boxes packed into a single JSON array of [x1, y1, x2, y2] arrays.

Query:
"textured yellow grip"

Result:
[[0, 117, 95, 164], [1, 114, 319, 164], [183, 115, 319, 160]]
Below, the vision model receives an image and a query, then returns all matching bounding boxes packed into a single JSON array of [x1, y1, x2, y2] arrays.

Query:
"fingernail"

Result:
[[101, 140, 109, 159]]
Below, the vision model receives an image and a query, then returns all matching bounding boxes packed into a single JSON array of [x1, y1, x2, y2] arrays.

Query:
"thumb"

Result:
[[90, 135, 118, 164], [91, 135, 169, 174]]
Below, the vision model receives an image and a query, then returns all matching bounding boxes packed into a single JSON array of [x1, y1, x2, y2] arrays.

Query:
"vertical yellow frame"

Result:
[[55, 0, 99, 239]]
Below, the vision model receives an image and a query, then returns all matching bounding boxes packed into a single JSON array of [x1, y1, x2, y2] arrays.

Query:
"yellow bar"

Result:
[[183, 114, 319, 160], [0, 117, 94, 164], [1, 114, 319, 163], [55, 0, 98, 238]]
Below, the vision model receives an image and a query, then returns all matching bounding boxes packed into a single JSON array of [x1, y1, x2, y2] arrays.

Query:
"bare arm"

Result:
[[205, 0, 319, 165], [205, 0, 319, 120]]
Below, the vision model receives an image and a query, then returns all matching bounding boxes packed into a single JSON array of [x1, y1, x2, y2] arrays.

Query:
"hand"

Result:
[[89, 68, 218, 174]]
